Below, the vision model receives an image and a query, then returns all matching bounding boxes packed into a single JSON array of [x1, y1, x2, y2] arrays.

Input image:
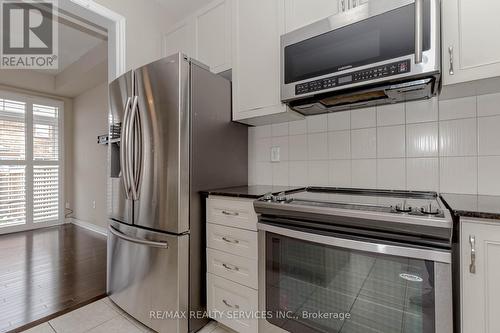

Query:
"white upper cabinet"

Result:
[[194, 0, 232, 73], [232, 0, 302, 125], [338, 0, 368, 13], [163, 0, 232, 73], [284, 0, 339, 32], [443, 0, 500, 85], [163, 21, 195, 58], [461, 218, 500, 333]]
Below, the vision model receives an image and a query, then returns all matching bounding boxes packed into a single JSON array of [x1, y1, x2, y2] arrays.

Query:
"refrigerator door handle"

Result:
[[131, 95, 143, 200], [128, 96, 139, 200], [120, 97, 132, 199], [108, 226, 169, 248]]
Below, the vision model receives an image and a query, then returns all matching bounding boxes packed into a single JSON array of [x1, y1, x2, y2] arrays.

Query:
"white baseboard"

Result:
[[69, 217, 108, 237]]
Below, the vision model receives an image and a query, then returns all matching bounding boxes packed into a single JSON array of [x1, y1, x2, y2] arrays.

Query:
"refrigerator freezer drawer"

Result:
[[107, 222, 189, 333]]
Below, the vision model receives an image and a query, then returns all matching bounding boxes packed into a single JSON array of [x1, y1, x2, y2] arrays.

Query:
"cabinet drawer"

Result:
[[207, 223, 258, 259], [207, 248, 258, 289], [206, 196, 258, 231], [207, 273, 258, 333]]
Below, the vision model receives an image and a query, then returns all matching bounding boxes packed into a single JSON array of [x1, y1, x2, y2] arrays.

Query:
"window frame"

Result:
[[0, 89, 64, 234]]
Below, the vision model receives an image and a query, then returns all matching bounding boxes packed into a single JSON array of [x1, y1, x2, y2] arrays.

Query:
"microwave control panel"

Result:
[[295, 59, 411, 96]]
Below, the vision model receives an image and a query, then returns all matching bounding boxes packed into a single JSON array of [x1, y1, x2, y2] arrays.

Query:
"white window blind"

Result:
[[0, 93, 63, 230]]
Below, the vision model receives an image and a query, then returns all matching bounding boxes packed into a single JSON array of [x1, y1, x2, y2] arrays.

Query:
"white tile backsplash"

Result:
[[307, 132, 328, 160], [351, 159, 377, 188], [439, 96, 477, 120], [478, 156, 500, 195], [328, 111, 350, 131], [439, 118, 477, 156], [351, 128, 377, 159], [439, 157, 478, 194], [377, 125, 406, 158], [351, 107, 376, 129], [477, 92, 500, 117], [377, 159, 406, 190], [328, 130, 351, 159], [406, 122, 439, 157], [406, 98, 438, 124], [248, 94, 500, 195], [377, 104, 405, 126], [478, 115, 500, 156]]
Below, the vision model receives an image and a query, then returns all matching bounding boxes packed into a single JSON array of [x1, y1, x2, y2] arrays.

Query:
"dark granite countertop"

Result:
[[202, 185, 304, 199], [441, 193, 500, 220]]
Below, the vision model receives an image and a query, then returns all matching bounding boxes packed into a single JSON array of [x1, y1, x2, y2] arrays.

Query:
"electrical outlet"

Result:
[[65, 202, 70, 209], [271, 146, 280, 162], [92, 201, 96, 209]]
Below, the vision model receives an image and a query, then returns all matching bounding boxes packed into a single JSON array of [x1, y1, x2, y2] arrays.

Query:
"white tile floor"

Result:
[[21, 298, 232, 333]]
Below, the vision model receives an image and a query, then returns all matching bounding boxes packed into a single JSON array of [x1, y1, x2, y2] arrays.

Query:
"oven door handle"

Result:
[[257, 223, 451, 264]]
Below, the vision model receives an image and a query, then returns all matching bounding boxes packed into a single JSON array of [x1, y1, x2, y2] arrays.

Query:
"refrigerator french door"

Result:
[[108, 55, 190, 234], [107, 53, 248, 333]]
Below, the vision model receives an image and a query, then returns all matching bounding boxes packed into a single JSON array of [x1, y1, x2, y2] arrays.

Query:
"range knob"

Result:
[[263, 192, 274, 202], [395, 200, 412, 213], [421, 202, 440, 215], [275, 192, 288, 203]]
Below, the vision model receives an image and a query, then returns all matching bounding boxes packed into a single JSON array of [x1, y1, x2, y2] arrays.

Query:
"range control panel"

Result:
[[295, 59, 411, 96]]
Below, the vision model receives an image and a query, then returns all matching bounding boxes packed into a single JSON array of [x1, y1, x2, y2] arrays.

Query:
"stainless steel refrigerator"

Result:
[[106, 53, 248, 333]]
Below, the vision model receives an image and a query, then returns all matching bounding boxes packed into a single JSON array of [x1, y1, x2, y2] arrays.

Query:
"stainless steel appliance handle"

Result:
[[128, 96, 139, 201], [414, 0, 424, 64], [469, 235, 476, 274], [108, 226, 169, 248], [131, 95, 142, 200], [120, 97, 132, 199], [448, 46, 455, 75], [258, 223, 451, 263]]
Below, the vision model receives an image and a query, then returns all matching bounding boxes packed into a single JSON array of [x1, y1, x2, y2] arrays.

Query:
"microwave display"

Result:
[[284, 1, 431, 85]]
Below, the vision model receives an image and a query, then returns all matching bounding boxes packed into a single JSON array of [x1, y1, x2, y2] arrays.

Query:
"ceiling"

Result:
[[153, 0, 213, 22]]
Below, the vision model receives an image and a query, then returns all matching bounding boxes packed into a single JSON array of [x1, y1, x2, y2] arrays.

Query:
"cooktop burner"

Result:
[[260, 187, 447, 218]]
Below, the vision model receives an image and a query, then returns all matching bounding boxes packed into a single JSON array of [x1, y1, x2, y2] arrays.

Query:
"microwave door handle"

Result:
[[414, 0, 424, 64], [120, 97, 131, 199]]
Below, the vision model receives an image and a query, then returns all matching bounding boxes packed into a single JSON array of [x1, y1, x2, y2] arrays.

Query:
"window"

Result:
[[0, 91, 63, 230]]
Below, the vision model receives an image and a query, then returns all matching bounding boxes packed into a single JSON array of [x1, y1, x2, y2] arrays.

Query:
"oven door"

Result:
[[281, 0, 441, 102], [258, 223, 452, 333]]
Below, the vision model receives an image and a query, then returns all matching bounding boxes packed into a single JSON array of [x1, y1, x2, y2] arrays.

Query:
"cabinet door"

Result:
[[163, 21, 195, 58], [232, 0, 287, 122], [461, 219, 500, 333], [443, 0, 500, 85], [284, 0, 339, 32], [194, 0, 232, 73]]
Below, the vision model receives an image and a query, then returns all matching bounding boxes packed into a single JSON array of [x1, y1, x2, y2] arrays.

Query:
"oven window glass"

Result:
[[284, 1, 431, 84], [265, 232, 436, 333]]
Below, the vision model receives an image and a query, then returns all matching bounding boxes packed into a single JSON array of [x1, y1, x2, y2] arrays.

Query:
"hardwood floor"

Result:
[[0, 224, 107, 333]]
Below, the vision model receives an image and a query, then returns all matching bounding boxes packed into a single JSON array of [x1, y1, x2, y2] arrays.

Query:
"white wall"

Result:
[[72, 82, 108, 228], [95, 0, 173, 71], [249, 91, 500, 195]]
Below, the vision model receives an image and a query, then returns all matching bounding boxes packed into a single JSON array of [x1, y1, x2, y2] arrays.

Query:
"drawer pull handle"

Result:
[[469, 235, 476, 274], [222, 236, 240, 244], [222, 299, 240, 309], [222, 210, 239, 216], [222, 263, 240, 272], [448, 46, 454, 75]]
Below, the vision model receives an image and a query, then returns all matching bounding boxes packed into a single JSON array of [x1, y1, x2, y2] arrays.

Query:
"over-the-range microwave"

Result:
[[281, 0, 441, 115]]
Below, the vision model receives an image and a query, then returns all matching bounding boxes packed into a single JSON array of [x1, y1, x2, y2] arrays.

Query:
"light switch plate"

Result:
[[271, 146, 280, 162]]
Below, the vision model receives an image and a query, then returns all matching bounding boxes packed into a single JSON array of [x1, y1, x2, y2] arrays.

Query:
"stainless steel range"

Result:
[[254, 187, 453, 333]]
